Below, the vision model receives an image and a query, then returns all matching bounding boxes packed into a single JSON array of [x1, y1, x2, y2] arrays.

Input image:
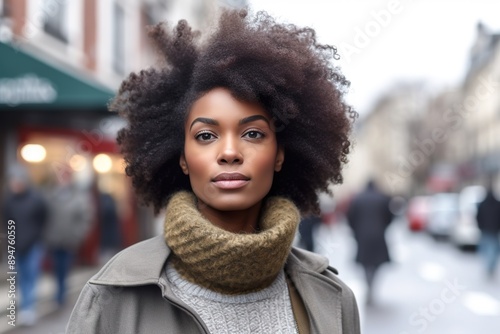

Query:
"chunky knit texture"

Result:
[[163, 191, 300, 295], [166, 263, 298, 334]]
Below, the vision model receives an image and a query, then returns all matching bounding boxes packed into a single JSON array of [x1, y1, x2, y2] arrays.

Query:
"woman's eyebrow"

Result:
[[239, 115, 270, 125], [190, 115, 269, 130], [190, 117, 219, 130]]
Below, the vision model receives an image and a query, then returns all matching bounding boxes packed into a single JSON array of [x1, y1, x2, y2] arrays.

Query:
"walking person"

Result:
[[43, 170, 93, 307], [346, 179, 394, 305], [97, 190, 122, 265], [67, 8, 360, 333], [476, 185, 500, 279], [298, 215, 322, 252], [2, 166, 48, 326]]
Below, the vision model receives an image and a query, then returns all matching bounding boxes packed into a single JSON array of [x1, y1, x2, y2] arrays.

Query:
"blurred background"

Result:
[[0, 0, 499, 333]]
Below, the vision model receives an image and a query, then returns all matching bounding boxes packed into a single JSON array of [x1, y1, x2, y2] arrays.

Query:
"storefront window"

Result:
[[17, 127, 136, 264]]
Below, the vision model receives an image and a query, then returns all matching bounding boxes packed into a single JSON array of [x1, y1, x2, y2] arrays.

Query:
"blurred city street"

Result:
[[1, 217, 499, 333], [0, 265, 98, 334], [315, 217, 500, 334]]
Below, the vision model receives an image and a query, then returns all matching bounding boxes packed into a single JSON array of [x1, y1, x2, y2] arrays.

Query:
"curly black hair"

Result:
[[111, 8, 356, 214]]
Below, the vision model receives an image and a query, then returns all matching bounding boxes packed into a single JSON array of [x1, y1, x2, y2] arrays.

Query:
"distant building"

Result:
[[343, 83, 428, 197], [456, 22, 500, 187], [345, 22, 500, 199]]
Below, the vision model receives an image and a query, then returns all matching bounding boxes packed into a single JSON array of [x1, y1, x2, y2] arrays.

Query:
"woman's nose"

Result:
[[217, 137, 243, 165]]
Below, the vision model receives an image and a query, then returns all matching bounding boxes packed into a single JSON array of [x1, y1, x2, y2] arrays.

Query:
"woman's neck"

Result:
[[197, 200, 262, 234]]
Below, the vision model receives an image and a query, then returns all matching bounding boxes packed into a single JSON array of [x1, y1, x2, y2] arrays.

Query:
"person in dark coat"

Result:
[[97, 191, 122, 264], [298, 214, 322, 252], [346, 180, 394, 305], [2, 167, 48, 326], [476, 187, 500, 279]]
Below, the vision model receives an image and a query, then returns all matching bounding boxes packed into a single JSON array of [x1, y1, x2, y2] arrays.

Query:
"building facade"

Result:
[[342, 83, 428, 197], [455, 23, 500, 188]]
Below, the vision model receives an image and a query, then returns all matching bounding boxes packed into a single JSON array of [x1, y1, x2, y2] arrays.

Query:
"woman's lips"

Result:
[[212, 173, 250, 189], [212, 179, 249, 189]]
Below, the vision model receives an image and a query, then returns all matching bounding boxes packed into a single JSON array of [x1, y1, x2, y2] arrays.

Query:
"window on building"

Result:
[[219, 0, 248, 9], [143, 1, 170, 26], [1, 0, 11, 18], [113, 2, 125, 75], [42, 0, 68, 43], [0, 0, 13, 42]]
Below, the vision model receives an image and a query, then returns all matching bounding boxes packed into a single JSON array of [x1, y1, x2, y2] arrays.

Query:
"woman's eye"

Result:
[[243, 131, 264, 139], [195, 132, 216, 141]]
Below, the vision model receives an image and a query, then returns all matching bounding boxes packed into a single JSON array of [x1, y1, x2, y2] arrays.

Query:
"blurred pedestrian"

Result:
[[2, 166, 48, 326], [346, 179, 394, 305], [97, 190, 121, 264], [298, 214, 321, 252], [476, 186, 500, 279], [43, 170, 93, 307]]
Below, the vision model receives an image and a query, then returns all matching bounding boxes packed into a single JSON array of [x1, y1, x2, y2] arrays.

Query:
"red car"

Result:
[[406, 196, 431, 231]]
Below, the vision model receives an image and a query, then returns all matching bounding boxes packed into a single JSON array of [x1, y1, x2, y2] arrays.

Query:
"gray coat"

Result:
[[66, 236, 360, 334]]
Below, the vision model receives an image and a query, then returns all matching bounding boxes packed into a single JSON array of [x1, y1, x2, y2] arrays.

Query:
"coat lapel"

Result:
[[286, 248, 344, 334]]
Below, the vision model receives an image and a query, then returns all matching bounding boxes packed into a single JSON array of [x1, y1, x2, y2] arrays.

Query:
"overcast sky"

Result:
[[247, 0, 500, 116]]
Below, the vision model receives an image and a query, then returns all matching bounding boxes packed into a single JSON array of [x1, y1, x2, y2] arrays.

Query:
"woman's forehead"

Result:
[[186, 88, 269, 124]]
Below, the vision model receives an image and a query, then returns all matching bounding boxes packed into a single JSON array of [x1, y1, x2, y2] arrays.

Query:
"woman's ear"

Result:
[[274, 146, 285, 172], [179, 153, 189, 175]]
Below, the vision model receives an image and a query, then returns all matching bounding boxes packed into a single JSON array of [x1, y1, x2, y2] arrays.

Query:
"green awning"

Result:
[[0, 41, 115, 110]]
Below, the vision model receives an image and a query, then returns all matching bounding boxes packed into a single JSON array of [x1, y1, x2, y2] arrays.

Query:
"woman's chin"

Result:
[[197, 195, 260, 213]]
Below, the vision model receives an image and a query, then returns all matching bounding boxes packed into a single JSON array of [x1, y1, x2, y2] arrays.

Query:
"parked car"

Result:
[[406, 196, 431, 231], [450, 185, 486, 250], [426, 192, 460, 239]]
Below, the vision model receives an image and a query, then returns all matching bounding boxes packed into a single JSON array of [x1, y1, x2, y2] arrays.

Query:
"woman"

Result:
[[67, 8, 359, 334]]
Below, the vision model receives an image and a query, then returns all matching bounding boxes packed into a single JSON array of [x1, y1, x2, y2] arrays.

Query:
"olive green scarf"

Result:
[[163, 191, 300, 295]]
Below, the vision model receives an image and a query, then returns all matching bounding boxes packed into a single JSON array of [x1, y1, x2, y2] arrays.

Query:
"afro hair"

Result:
[[111, 8, 357, 214]]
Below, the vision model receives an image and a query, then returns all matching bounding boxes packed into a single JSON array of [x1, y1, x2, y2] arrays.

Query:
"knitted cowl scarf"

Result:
[[163, 191, 300, 295]]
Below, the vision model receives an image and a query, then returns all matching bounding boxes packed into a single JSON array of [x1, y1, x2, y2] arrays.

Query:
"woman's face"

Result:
[[180, 88, 284, 212]]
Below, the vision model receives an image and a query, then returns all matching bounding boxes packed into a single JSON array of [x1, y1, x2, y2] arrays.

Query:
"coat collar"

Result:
[[90, 235, 332, 286], [90, 236, 348, 334], [89, 236, 169, 286], [285, 248, 344, 334]]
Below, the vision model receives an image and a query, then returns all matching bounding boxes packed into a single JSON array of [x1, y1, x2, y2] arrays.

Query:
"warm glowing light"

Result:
[[114, 158, 126, 174], [93, 153, 112, 173], [20, 144, 46, 163], [69, 154, 87, 171]]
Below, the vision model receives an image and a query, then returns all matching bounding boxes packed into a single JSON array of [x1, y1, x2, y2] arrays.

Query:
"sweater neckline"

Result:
[[166, 262, 287, 303]]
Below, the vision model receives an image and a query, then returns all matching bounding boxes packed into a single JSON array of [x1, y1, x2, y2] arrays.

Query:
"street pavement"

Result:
[[1, 265, 98, 334], [2, 217, 499, 333], [314, 217, 500, 334]]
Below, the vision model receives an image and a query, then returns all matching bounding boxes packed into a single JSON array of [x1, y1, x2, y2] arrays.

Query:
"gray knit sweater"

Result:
[[166, 263, 299, 334]]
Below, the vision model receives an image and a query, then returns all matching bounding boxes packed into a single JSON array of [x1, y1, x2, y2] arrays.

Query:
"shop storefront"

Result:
[[1, 41, 148, 265]]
